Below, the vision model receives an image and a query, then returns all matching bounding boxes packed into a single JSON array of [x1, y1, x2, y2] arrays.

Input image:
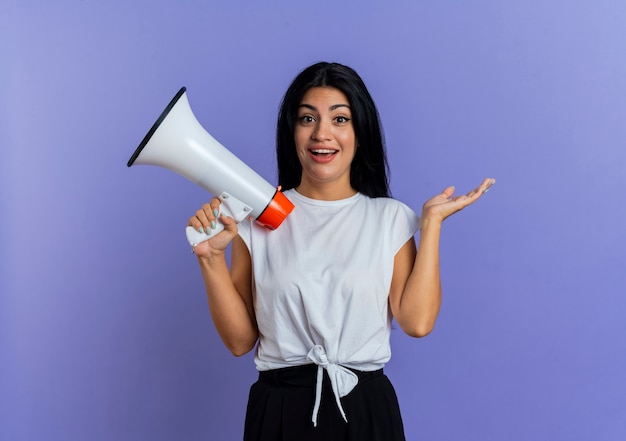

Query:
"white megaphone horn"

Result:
[[127, 87, 295, 246]]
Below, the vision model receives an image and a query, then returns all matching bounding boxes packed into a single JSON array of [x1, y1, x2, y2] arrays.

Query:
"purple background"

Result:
[[2, 1, 625, 440]]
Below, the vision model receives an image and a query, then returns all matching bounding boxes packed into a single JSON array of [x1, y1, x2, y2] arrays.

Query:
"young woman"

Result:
[[188, 62, 495, 440]]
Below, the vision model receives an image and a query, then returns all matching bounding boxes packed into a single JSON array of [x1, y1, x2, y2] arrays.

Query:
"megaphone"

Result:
[[127, 87, 295, 246]]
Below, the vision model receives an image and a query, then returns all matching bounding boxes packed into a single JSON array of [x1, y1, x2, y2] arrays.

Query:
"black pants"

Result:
[[243, 364, 406, 441]]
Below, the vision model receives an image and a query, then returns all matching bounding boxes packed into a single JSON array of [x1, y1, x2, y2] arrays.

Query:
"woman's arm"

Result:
[[189, 201, 258, 356], [389, 178, 495, 338]]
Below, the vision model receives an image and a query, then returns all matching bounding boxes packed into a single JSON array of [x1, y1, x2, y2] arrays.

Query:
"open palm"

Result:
[[422, 178, 495, 223]]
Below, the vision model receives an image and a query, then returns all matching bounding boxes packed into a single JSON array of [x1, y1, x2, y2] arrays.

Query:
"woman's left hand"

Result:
[[421, 177, 496, 225]]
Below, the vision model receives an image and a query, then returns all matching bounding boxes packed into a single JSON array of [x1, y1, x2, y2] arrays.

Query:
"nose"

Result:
[[312, 119, 332, 141]]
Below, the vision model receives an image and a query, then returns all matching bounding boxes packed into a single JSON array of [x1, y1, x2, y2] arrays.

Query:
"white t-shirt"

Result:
[[238, 189, 420, 424], [239, 188, 420, 370]]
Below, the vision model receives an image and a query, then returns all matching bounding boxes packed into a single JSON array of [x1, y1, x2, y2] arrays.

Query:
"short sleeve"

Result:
[[388, 200, 420, 254], [236, 217, 253, 252]]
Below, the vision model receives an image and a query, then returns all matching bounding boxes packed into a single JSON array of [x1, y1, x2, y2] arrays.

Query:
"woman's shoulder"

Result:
[[362, 195, 415, 212], [364, 195, 420, 227]]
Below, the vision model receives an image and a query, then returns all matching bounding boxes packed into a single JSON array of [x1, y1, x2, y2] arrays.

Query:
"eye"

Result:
[[298, 115, 316, 126], [334, 115, 351, 124]]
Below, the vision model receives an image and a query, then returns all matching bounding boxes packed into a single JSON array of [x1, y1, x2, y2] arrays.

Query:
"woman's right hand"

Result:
[[187, 197, 239, 258]]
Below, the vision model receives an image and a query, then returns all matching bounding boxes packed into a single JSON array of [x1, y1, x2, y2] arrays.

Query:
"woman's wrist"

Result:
[[419, 214, 443, 232], [197, 250, 227, 267]]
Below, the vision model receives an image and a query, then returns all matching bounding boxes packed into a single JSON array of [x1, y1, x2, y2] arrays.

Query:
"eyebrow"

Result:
[[298, 103, 351, 111]]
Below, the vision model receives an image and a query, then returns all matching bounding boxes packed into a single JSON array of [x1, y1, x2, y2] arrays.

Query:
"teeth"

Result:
[[312, 149, 336, 154]]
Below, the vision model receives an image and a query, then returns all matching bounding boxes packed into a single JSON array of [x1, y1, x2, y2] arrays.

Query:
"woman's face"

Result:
[[294, 86, 357, 196]]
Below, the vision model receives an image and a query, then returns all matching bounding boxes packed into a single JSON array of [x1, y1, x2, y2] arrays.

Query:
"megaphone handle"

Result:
[[185, 223, 225, 246], [185, 192, 252, 246]]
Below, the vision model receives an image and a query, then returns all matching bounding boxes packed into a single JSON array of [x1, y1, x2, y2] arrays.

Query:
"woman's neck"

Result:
[[295, 179, 357, 201]]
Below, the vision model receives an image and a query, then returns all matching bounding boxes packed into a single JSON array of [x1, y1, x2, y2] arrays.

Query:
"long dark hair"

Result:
[[276, 62, 390, 198]]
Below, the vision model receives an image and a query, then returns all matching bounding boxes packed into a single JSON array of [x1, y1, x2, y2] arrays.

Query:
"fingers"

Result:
[[220, 212, 238, 234], [477, 178, 496, 193], [188, 197, 222, 235], [441, 186, 456, 200], [422, 177, 495, 224], [470, 178, 496, 199], [437, 178, 495, 204], [458, 178, 495, 199]]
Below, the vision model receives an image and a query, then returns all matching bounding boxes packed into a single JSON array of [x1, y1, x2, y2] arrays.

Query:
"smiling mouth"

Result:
[[310, 148, 338, 157]]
